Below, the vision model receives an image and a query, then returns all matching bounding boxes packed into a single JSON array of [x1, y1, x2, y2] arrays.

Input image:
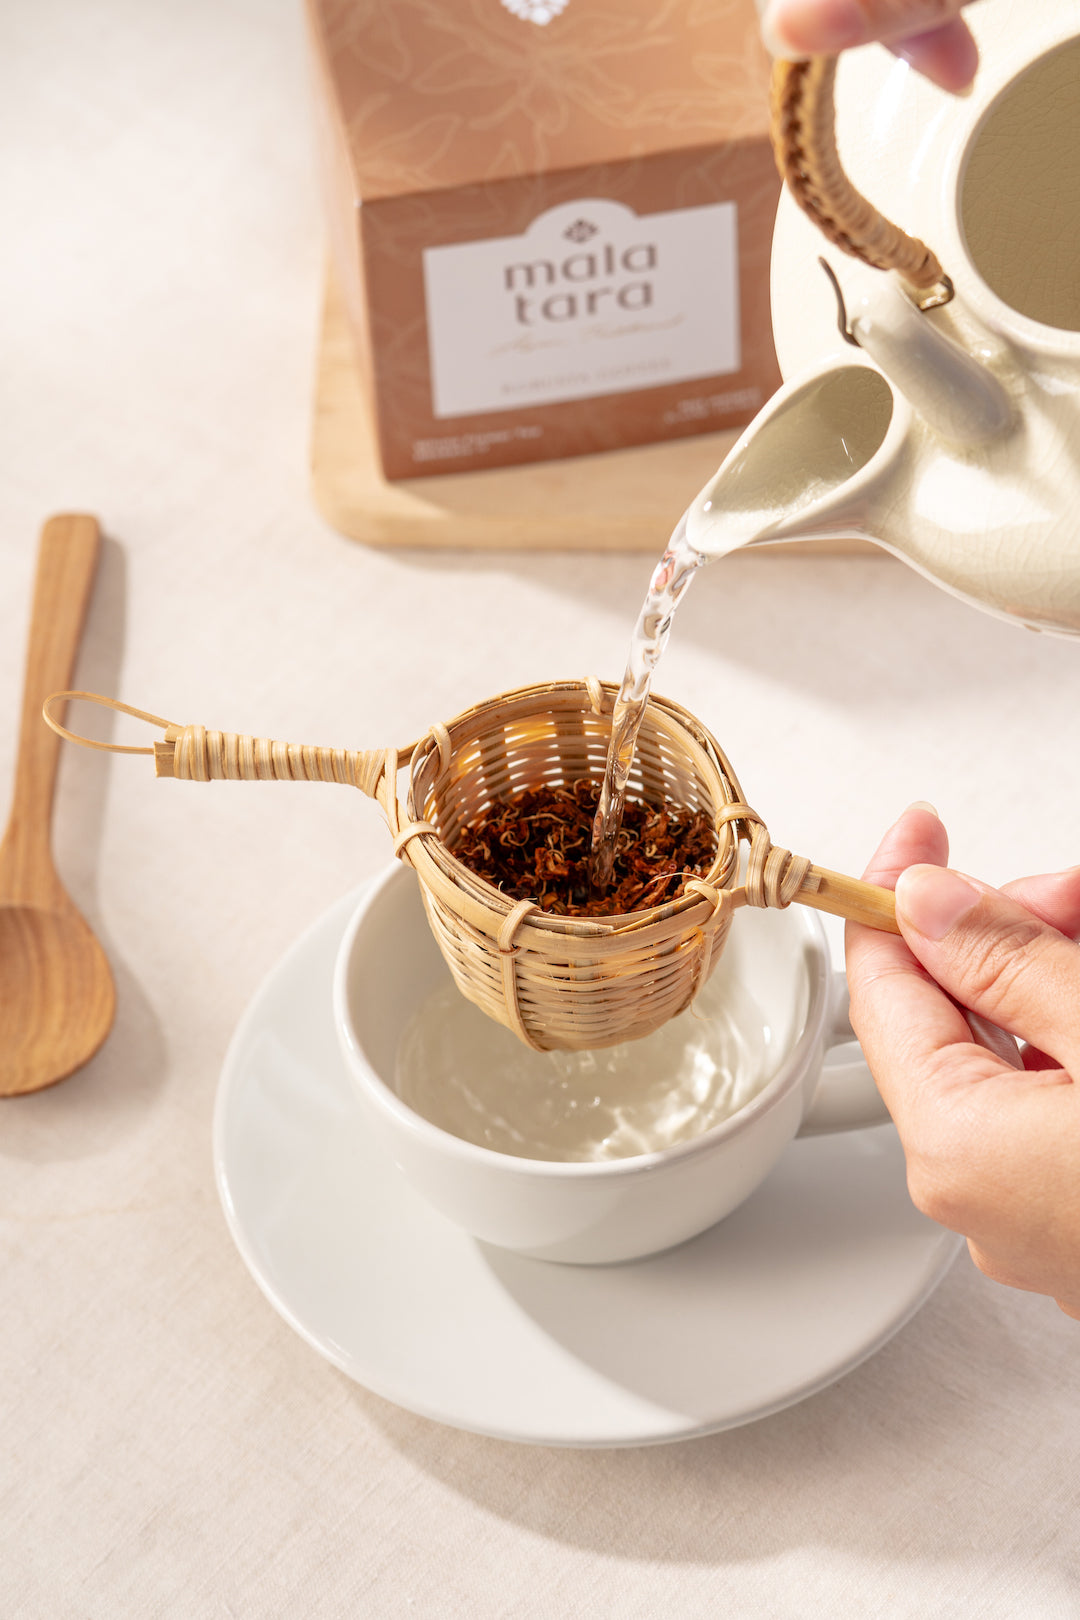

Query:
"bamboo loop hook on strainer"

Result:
[[769, 56, 953, 309], [44, 681, 897, 1053]]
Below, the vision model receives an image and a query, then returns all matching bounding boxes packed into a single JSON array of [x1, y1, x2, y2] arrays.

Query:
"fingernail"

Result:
[[904, 800, 939, 818], [760, 10, 800, 58], [762, 0, 869, 55], [895, 866, 981, 941]]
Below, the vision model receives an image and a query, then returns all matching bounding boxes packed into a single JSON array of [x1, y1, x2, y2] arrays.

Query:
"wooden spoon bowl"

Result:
[[0, 905, 114, 1094], [0, 515, 115, 1096]]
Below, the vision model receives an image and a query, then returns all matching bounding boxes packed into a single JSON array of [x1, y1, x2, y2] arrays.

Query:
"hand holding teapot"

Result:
[[763, 0, 979, 91], [690, 0, 1080, 638]]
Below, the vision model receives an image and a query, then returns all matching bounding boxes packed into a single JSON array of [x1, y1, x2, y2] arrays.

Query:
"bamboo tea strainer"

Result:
[[46, 680, 897, 1053]]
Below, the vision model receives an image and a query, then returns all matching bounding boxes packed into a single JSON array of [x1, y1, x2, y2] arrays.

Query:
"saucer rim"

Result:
[[212, 879, 962, 1448]]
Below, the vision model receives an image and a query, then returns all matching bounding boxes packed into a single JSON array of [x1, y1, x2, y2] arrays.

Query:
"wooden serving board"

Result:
[[310, 268, 873, 554]]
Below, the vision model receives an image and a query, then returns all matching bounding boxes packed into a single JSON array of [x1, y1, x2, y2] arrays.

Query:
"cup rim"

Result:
[[332, 863, 831, 1181]]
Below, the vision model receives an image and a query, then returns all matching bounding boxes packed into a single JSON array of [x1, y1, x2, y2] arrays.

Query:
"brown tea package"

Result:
[[305, 0, 781, 480]]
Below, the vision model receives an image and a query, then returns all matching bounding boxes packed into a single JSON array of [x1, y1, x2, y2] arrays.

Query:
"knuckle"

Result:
[[905, 1159, 966, 1229], [903, 1138, 973, 1230], [966, 1241, 1006, 1284], [847, 956, 933, 1032], [951, 914, 1048, 1018], [896, 1047, 998, 1229], [967, 1242, 1034, 1295]]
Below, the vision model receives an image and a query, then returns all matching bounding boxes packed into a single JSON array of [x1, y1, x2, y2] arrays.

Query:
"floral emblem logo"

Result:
[[563, 220, 598, 244], [499, 0, 570, 24]]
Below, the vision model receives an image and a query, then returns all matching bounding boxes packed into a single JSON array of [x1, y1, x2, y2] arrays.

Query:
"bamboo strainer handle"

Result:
[[794, 865, 898, 932], [152, 722, 393, 796], [41, 693, 406, 797], [722, 804, 899, 933], [725, 864, 898, 931], [43, 692, 902, 935], [41, 692, 448, 868], [769, 56, 950, 299]]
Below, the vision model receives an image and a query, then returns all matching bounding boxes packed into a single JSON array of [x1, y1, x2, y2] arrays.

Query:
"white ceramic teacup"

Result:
[[333, 864, 891, 1264]]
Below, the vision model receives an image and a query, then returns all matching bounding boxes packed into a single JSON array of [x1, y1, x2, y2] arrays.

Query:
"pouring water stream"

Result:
[[589, 510, 706, 887], [589, 363, 898, 883]]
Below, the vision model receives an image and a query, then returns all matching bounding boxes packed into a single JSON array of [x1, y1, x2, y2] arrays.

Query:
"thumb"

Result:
[[895, 865, 1080, 1072]]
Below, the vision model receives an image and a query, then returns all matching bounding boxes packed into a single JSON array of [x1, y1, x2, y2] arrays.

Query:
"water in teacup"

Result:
[[395, 959, 777, 1162]]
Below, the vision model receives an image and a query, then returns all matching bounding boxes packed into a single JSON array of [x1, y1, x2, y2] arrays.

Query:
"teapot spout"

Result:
[[685, 362, 900, 556]]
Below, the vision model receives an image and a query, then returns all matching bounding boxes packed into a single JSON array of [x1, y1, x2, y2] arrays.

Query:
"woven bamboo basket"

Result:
[[46, 678, 896, 1053]]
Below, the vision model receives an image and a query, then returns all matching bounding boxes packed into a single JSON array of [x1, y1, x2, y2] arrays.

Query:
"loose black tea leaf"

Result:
[[452, 780, 716, 918]]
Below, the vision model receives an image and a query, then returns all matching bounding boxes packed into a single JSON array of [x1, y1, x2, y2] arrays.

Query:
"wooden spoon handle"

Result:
[[0, 515, 102, 896], [796, 865, 899, 933]]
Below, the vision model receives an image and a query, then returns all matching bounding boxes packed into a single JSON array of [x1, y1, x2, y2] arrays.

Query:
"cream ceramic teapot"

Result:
[[685, 0, 1080, 636]]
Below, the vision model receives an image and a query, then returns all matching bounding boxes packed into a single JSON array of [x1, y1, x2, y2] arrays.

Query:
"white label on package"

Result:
[[422, 197, 740, 419]]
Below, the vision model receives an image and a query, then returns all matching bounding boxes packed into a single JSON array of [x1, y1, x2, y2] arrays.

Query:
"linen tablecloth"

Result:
[[2, 3, 1078, 1613]]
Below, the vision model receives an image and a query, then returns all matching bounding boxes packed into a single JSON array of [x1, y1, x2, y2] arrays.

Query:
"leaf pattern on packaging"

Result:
[[500, 1, 572, 26], [308, 0, 780, 477], [313, 0, 771, 197]]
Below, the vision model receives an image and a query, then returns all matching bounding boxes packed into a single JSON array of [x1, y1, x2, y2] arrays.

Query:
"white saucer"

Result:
[[213, 884, 960, 1448]]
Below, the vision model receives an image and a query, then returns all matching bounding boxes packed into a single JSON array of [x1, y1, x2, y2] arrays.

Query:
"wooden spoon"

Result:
[[0, 515, 115, 1095]]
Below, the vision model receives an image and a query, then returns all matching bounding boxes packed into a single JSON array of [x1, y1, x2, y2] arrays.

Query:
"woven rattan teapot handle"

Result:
[[770, 57, 951, 302]]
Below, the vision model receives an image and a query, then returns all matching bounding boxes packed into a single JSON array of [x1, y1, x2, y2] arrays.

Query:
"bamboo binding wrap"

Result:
[[45, 681, 830, 1053], [769, 56, 948, 296]]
